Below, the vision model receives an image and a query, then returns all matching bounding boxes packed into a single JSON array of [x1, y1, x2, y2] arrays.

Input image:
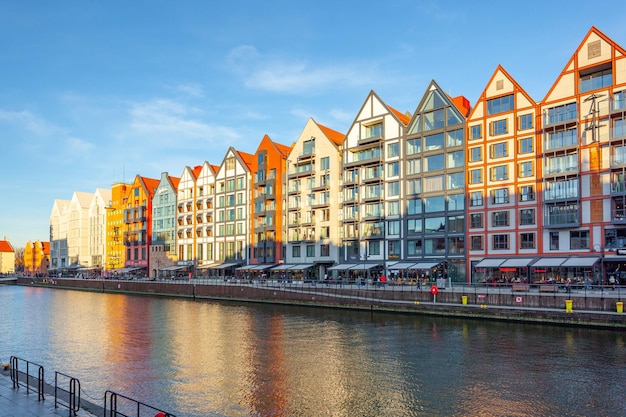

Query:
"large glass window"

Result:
[[447, 151, 464, 169], [387, 161, 400, 177], [487, 94, 514, 115], [520, 208, 535, 225], [580, 66, 612, 93], [408, 198, 422, 215], [546, 103, 577, 125], [387, 142, 399, 158], [491, 142, 508, 158], [519, 161, 533, 177], [407, 219, 422, 234], [447, 172, 464, 190], [424, 154, 445, 172], [424, 196, 445, 213], [492, 234, 509, 250], [570, 230, 589, 249], [366, 123, 382, 138], [491, 188, 509, 204], [491, 165, 508, 181], [470, 125, 482, 140], [470, 169, 482, 184], [491, 119, 508, 136], [387, 201, 400, 216], [407, 138, 421, 155], [470, 213, 483, 228], [448, 194, 464, 211], [406, 158, 421, 175], [425, 217, 446, 233], [423, 109, 445, 131], [492, 211, 509, 227], [447, 129, 463, 147], [387, 181, 399, 197], [424, 133, 444, 151], [518, 114, 533, 130], [470, 191, 483, 207], [520, 233, 535, 249], [406, 178, 421, 195]]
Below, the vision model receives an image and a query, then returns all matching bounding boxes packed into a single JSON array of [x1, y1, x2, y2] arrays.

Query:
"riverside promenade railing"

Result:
[[104, 390, 176, 417], [10, 356, 44, 401]]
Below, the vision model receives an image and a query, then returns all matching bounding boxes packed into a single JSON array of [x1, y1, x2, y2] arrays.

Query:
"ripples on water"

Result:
[[1, 285, 625, 417]]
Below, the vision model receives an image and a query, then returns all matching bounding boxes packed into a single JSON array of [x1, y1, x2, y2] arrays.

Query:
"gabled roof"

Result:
[[138, 176, 160, 199], [237, 150, 255, 170], [541, 26, 626, 103], [0, 240, 14, 253], [169, 176, 181, 190], [192, 165, 202, 179], [388, 105, 411, 125], [316, 121, 345, 146]]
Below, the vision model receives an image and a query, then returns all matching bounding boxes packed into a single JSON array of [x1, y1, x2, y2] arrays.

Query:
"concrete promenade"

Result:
[[0, 369, 100, 417]]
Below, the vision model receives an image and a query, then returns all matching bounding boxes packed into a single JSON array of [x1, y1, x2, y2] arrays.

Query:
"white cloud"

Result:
[[226, 45, 377, 94], [128, 98, 240, 144], [0, 109, 61, 136]]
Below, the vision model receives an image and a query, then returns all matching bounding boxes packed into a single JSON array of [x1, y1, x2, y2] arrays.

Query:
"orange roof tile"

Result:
[[0, 240, 14, 253], [237, 150, 255, 170], [388, 105, 411, 125], [317, 122, 345, 146], [169, 176, 181, 190]]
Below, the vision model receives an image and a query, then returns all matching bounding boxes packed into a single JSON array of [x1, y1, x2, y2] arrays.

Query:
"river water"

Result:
[[0, 285, 624, 417]]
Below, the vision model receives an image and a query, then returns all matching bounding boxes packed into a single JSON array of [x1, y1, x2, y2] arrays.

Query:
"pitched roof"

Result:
[[388, 105, 411, 125], [0, 240, 14, 253], [237, 150, 255, 170], [317, 122, 345, 146], [140, 176, 160, 199]]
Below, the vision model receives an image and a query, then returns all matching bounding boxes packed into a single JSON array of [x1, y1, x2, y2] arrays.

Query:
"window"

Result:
[[448, 194, 464, 211], [487, 94, 514, 115], [423, 109, 445, 131], [447, 129, 463, 147], [491, 165, 508, 181], [366, 122, 382, 138], [387, 201, 400, 216], [225, 158, 235, 171], [387, 220, 400, 235], [388, 241, 400, 257], [447, 172, 464, 190], [519, 114, 533, 130], [407, 138, 421, 155], [570, 231, 589, 250], [406, 178, 421, 195], [470, 213, 483, 228], [470, 169, 482, 184], [519, 161, 533, 177], [546, 103, 577, 125], [519, 185, 535, 202], [387, 181, 399, 197], [321, 244, 330, 256], [406, 158, 421, 175], [292, 246, 301, 257], [408, 198, 421, 215], [492, 211, 509, 227], [470, 147, 482, 162], [470, 191, 483, 207], [580, 65, 612, 93], [492, 234, 509, 250], [471, 236, 483, 251], [303, 138, 315, 155], [407, 219, 422, 234], [368, 241, 381, 256], [491, 188, 509, 204], [387, 142, 399, 157], [447, 151, 463, 169], [490, 119, 508, 136], [520, 233, 535, 249], [491, 142, 508, 158], [407, 239, 422, 255], [387, 161, 400, 177], [320, 156, 330, 170], [470, 125, 482, 140], [424, 154, 444, 171], [550, 232, 559, 250], [306, 245, 315, 257], [519, 137, 533, 154], [424, 133, 444, 151], [520, 208, 535, 225]]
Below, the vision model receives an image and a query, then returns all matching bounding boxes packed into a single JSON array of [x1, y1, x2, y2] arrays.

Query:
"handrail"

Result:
[[10, 356, 45, 401], [104, 390, 176, 417], [55, 370, 81, 416]]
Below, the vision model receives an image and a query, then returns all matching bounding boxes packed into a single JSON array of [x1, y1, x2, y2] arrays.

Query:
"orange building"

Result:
[[250, 134, 292, 266], [23, 240, 50, 276], [106, 182, 130, 272], [123, 175, 159, 275]]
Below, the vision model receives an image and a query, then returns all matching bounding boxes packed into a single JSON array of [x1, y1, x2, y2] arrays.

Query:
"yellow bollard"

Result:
[[462, 295, 468, 305], [617, 302, 624, 313], [565, 299, 573, 313]]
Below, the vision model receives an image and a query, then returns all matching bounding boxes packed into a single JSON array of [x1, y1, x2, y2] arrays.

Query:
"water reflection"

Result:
[[0, 286, 625, 417]]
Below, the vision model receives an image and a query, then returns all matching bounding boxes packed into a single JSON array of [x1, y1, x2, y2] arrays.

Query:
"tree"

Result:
[[14, 247, 24, 272]]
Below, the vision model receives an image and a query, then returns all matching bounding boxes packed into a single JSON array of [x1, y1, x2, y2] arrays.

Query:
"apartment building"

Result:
[[0, 239, 15, 274], [250, 135, 292, 268], [402, 81, 470, 282], [334, 91, 410, 279], [123, 175, 159, 275], [194, 162, 218, 272], [50, 199, 70, 270], [284, 118, 344, 280], [151, 172, 180, 278], [536, 26, 626, 285], [24, 240, 50, 275], [68, 191, 93, 268], [467, 66, 540, 282], [105, 182, 129, 272], [88, 188, 111, 271], [211, 147, 254, 274]]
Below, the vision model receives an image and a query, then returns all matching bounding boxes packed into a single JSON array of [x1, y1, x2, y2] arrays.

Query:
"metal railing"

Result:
[[55, 370, 81, 416], [10, 356, 44, 401], [105, 390, 176, 417]]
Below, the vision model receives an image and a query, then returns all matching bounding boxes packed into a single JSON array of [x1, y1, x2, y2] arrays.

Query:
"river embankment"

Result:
[[11, 276, 626, 329]]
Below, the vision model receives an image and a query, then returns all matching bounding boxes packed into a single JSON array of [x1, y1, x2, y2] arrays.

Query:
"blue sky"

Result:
[[1, 1, 626, 249]]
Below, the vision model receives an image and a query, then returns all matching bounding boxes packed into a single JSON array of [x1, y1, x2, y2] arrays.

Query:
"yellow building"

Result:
[[106, 182, 130, 272], [24, 241, 50, 276], [0, 239, 15, 274]]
